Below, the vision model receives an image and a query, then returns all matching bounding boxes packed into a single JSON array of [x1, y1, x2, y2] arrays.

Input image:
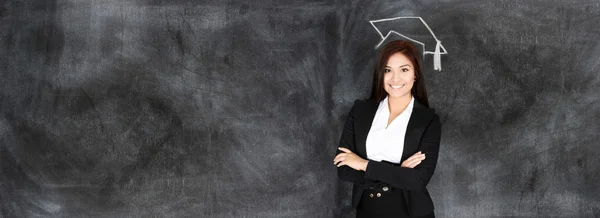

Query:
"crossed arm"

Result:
[[334, 101, 441, 191]]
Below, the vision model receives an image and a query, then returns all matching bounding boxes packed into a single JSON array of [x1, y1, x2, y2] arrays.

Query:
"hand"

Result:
[[401, 151, 426, 168], [334, 147, 369, 171]]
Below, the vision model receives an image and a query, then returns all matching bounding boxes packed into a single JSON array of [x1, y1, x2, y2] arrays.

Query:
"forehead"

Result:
[[386, 52, 412, 67]]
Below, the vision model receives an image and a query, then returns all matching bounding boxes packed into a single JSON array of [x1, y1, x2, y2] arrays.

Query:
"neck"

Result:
[[387, 94, 412, 112]]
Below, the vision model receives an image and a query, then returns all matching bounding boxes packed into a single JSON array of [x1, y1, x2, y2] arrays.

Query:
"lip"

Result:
[[389, 84, 405, 89]]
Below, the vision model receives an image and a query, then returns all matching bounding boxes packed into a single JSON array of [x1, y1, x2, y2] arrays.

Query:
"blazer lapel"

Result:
[[401, 100, 435, 161], [354, 99, 379, 158]]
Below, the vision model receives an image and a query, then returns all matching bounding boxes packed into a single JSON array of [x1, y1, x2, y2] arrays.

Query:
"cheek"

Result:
[[383, 74, 392, 83], [407, 74, 416, 83], [405, 74, 415, 86]]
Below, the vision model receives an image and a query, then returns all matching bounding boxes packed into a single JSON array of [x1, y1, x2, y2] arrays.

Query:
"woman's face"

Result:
[[383, 52, 415, 98]]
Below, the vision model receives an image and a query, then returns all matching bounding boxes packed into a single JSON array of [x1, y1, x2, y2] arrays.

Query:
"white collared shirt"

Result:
[[365, 96, 415, 164]]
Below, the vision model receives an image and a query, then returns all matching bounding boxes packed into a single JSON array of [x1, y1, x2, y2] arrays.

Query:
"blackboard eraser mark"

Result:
[[370, 17, 448, 71]]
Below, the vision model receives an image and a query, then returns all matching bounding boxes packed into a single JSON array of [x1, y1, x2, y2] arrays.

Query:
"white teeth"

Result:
[[390, 84, 405, 89]]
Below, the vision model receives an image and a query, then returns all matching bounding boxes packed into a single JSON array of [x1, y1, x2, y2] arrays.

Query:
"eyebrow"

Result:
[[385, 64, 412, 68]]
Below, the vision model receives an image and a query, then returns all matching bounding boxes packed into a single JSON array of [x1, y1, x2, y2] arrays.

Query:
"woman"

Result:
[[333, 40, 442, 218]]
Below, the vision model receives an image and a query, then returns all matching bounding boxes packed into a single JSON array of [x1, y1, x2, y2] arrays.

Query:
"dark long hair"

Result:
[[369, 40, 429, 108]]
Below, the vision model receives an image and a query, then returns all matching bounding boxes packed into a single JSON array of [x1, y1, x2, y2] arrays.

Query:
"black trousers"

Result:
[[356, 187, 434, 218]]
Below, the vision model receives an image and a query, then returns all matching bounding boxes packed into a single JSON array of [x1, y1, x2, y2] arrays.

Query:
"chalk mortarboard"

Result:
[[370, 16, 448, 71]]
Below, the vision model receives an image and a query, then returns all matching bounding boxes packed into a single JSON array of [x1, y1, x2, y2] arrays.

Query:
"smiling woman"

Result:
[[382, 53, 416, 102], [334, 40, 441, 218]]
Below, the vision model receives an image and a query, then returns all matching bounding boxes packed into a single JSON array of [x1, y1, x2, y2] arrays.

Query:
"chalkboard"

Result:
[[1, 0, 599, 217]]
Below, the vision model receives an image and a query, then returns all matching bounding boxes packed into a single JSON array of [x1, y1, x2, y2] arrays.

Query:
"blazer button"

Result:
[[382, 186, 389, 192], [369, 193, 374, 198], [377, 193, 381, 197]]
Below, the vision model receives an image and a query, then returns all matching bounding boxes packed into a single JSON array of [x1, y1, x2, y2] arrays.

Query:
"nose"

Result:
[[390, 71, 402, 82]]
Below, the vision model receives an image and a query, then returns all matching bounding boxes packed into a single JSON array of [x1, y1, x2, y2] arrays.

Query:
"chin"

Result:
[[386, 91, 410, 98]]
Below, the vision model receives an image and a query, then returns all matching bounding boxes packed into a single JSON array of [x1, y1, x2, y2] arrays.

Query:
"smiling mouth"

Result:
[[389, 84, 405, 89]]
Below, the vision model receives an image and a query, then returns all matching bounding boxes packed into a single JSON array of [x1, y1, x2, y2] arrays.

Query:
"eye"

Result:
[[384, 69, 391, 73], [401, 68, 410, 72]]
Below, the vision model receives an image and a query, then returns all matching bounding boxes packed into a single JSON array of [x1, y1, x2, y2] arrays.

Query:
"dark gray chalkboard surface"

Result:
[[1, 0, 599, 217]]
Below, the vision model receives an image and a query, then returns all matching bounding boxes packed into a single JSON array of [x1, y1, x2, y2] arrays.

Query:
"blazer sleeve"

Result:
[[336, 100, 366, 186], [363, 113, 442, 191]]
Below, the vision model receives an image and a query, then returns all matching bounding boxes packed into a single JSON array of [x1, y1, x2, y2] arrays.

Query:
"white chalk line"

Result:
[[369, 16, 448, 71]]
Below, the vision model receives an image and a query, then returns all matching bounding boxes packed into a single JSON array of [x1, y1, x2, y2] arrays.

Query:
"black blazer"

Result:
[[336, 98, 442, 217]]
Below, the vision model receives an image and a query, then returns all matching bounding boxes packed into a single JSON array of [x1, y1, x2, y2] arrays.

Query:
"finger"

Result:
[[402, 154, 425, 167], [406, 155, 420, 161], [414, 154, 426, 160], [333, 156, 346, 165], [410, 160, 423, 168], [407, 160, 422, 168], [405, 158, 423, 167], [404, 160, 418, 167], [405, 154, 423, 163], [336, 161, 346, 167], [334, 153, 346, 160], [333, 154, 347, 163], [333, 153, 346, 161], [409, 152, 424, 159], [338, 147, 353, 154], [401, 160, 415, 167]]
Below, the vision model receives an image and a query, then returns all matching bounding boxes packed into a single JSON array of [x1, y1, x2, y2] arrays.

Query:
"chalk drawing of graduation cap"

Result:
[[370, 17, 448, 71]]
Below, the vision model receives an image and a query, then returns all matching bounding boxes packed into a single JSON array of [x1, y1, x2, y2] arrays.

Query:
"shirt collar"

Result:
[[381, 95, 415, 113]]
